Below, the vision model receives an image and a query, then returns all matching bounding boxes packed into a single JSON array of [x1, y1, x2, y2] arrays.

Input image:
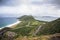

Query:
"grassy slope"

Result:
[[37, 18, 60, 35], [14, 18, 60, 40], [11, 20, 46, 36]]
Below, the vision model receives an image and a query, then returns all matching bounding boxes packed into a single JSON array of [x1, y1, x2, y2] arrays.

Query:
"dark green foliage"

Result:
[[11, 20, 44, 36], [37, 18, 60, 35], [11, 27, 36, 36], [11, 15, 46, 36], [18, 15, 35, 21]]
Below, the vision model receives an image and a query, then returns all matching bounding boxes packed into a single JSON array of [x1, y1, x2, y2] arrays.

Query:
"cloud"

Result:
[[0, 4, 60, 17], [48, 0, 60, 5], [0, 0, 60, 17], [0, 0, 20, 6], [0, 0, 60, 7], [32, 0, 60, 9], [48, 0, 60, 9]]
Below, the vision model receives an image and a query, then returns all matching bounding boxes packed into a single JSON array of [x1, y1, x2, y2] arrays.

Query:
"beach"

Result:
[[0, 21, 21, 29]]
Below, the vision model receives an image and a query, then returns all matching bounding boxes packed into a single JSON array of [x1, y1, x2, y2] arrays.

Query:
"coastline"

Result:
[[0, 21, 21, 29]]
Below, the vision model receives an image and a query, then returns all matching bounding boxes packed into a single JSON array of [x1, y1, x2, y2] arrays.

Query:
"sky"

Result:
[[0, 0, 60, 17]]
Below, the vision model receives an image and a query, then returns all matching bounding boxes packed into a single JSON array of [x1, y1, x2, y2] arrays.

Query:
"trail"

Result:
[[35, 26, 42, 35], [33, 26, 42, 36]]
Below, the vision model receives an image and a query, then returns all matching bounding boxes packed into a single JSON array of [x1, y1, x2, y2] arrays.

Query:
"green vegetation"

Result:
[[37, 18, 60, 35], [18, 15, 35, 21], [9, 15, 60, 37], [11, 15, 45, 36], [0, 15, 60, 40]]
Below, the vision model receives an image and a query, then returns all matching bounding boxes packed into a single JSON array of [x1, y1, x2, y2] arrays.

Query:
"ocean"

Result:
[[0, 17, 18, 28]]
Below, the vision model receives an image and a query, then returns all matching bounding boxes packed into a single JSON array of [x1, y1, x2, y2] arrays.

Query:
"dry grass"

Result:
[[15, 35, 52, 40]]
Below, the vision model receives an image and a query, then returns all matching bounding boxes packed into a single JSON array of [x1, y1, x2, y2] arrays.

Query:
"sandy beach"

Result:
[[0, 21, 21, 29]]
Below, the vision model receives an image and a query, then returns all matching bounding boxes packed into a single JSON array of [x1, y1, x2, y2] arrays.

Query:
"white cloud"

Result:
[[32, 0, 46, 2], [0, 0, 60, 17]]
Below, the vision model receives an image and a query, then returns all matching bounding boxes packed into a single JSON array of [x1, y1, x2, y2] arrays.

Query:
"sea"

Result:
[[0, 16, 58, 28], [0, 17, 18, 28]]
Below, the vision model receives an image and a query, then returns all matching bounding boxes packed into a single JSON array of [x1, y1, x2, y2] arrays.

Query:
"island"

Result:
[[0, 15, 60, 40]]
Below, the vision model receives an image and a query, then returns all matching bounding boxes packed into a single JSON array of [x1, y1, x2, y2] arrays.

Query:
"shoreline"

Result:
[[0, 21, 21, 29]]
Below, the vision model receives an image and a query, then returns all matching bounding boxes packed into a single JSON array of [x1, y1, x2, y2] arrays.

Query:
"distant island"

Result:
[[0, 15, 60, 40]]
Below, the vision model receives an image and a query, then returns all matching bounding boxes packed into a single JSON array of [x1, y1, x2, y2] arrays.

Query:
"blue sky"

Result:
[[0, 0, 60, 17]]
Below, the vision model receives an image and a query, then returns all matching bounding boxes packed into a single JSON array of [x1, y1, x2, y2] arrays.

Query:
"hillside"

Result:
[[11, 15, 46, 36], [0, 15, 60, 40], [37, 18, 60, 35]]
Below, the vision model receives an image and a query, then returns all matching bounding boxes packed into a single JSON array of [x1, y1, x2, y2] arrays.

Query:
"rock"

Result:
[[0, 27, 18, 40], [5, 31, 17, 40], [6, 31, 17, 37], [51, 33, 60, 40]]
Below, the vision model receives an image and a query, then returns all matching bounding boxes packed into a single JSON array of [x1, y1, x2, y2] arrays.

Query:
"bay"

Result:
[[0, 17, 17, 28]]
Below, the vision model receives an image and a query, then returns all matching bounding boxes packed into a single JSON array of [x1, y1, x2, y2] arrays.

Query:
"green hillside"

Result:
[[37, 18, 60, 35], [18, 15, 35, 21], [0, 15, 60, 40], [11, 15, 46, 36]]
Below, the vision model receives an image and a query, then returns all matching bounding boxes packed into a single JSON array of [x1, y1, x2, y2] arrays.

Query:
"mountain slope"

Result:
[[37, 18, 60, 35]]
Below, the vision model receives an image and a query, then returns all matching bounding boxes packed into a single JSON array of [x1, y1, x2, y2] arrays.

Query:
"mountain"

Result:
[[11, 15, 46, 36]]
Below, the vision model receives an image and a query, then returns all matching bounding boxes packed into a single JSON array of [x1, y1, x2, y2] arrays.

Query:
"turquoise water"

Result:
[[0, 17, 17, 28]]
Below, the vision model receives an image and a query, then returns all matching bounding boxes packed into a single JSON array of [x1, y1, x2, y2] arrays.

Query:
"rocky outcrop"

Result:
[[0, 27, 17, 40], [51, 33, 60, 40], [3, 31, 17, 40]]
